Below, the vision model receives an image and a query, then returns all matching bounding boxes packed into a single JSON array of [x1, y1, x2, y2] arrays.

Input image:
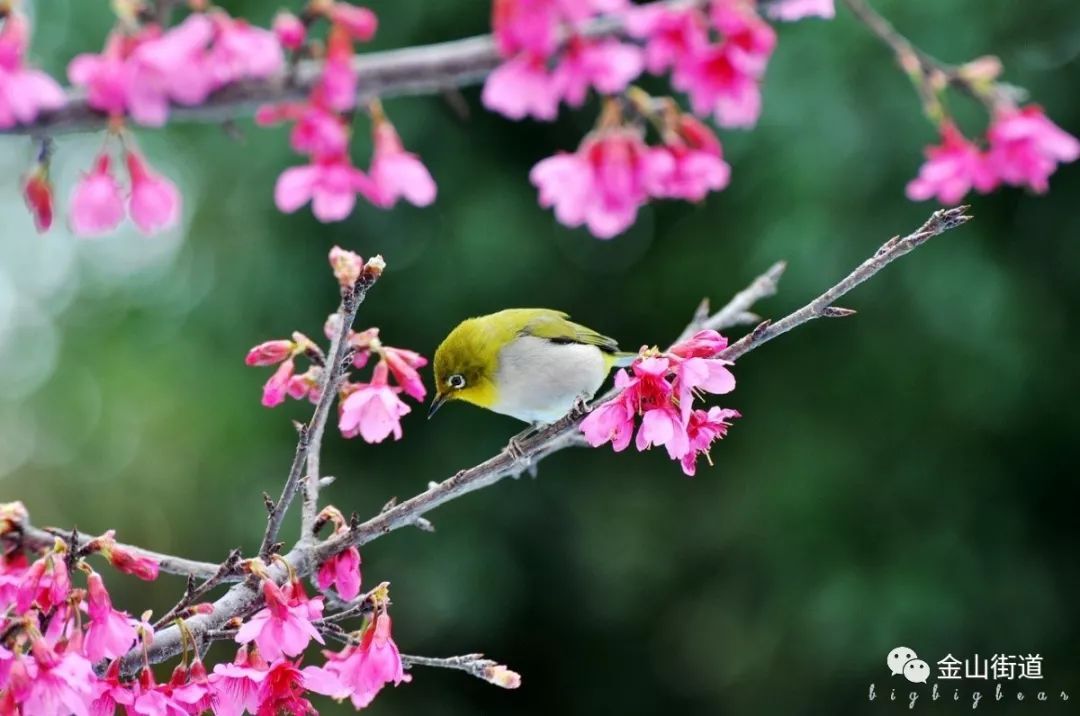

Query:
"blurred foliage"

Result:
[[2, 0, 1080, 714]]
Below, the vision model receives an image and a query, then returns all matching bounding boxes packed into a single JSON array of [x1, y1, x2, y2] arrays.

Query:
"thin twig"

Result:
[[153, 548, 242, 629], [840, 0, 1008, 110], [13, 525, 222, 581], [401, 653, 522, 689], [301, 270, 382, 540], [675, 260, 786, 343]]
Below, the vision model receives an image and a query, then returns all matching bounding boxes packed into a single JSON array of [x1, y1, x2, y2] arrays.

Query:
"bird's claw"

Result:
[[569, 395, 591, 420], [505, 435, 531, 467]]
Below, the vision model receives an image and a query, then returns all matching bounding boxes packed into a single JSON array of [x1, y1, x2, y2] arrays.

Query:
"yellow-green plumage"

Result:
[[430, 309, 629, 423]]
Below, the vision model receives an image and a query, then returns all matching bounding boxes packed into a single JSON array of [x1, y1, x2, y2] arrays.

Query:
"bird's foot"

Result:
[[504, 428, 536, 467], [568, 395, 592, 421]]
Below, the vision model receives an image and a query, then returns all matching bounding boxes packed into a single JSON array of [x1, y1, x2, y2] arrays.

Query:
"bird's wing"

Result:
[[518, 310, 620, 354]]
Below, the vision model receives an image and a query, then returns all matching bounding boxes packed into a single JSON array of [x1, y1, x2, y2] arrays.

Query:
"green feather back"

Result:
[[515, 309, 620, 354]]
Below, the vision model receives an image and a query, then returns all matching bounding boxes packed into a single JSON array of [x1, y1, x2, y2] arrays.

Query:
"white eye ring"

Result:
[[448, 374, 466, 389]]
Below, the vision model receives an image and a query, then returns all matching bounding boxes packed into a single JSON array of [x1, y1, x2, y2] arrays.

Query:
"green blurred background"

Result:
[[3, 0, 1079, 713]]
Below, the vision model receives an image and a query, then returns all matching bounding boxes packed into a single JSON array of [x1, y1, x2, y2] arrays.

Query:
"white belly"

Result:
[[492, 336, 608, 423]]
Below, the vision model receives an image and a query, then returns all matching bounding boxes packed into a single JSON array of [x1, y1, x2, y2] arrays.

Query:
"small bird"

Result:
[[429, 309, 633, 424]]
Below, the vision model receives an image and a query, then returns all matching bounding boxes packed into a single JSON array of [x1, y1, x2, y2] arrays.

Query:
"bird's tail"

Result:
[[608, 351, 639, 369]]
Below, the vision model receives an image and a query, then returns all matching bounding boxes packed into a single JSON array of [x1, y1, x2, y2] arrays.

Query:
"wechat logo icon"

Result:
[[888, 646, 930, 684]]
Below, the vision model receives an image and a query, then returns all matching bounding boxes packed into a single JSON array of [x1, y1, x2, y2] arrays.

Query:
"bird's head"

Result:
[[429, 318, 500, 418]]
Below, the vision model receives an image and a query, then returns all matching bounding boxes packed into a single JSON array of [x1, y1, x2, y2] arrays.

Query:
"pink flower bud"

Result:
[[329, 245, 364, 289], [262, 358, 296, 407], [273, 11, 307, 51], [22, 162, 53, 233], [245, 339, 296, 366], [108, 544, 161, 581], [125, 150, 181, 235], [483, 664, 522, 689], [329, 3, 378, 42], [70, 153, 125, 237]]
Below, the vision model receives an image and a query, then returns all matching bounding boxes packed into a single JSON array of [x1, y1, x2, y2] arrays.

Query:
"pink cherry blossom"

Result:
[[206, 12, 284, 87], [305, 613, 408, 709], [680, 407, 740, 476], [234, 579, 324, 661], [21, 640, 95, 716], [765, 0, 836, 21], [84, 571, 138, 662], [530, 128, 673, 238], [67, 33, 131, 117], [171, 660, 215, 714], [492, 0, 559, 58], [554, 37, 644, 108], [275, 155, 377, 222], [368, 118, 437, 208], [339, 364, 412, 443], [710, 0, 777, 73], [70, 153, 125, 238], [127, 14, 216, 125], [0, 12, 65, 128], [906, 122, 997, 204], [262, 358, 295, 408], [131, 665, 189, 716], [208, 647, 269, 716], [636, 405, 690, 459], [673, 41, 764, 129], [273, 11, 307, 52], [625, 4, 709, 75], [381, 346, 428, 401], [16, 550, 70, 613], [90, 661, 137, 716], [255, 659, 315, 716], [482, 53, 561, 121], [287, 368, 322, 402], [330, 4, 379, 42], [581, 339, 739, 473], [675, 355, 736, 422], [126, 150, 182, 235], [653, 115, 731, 201], [291, 106, 350, 158], [316, 545, 362, 601], [985, 105, 1080, 193], [317, 27, 358, 112], [580, 387, 636, 451]]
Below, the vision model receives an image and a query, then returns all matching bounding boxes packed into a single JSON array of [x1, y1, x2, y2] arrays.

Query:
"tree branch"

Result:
[[314, 206, 971, 561], [12, 524, 223, 581], [115, 207, 970, 674], [0, 2, 660, 137]]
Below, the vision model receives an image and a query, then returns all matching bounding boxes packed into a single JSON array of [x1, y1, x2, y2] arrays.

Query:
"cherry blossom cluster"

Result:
[[261, 4, 437, 222], [907, 106, 1079, 204], [530, 96, 732, 238], [491, 0, 833, 237], [246, 247, 427, 444], [581, 329, 740, 476], [0, 500, 421, 715], [0, 10, 64, 129]]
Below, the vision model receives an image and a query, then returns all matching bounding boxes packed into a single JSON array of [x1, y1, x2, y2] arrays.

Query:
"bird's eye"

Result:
[[448, 374, 466, 389]]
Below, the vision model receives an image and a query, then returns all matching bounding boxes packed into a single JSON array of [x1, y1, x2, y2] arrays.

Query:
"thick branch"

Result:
[[0, 3, 651, 136]]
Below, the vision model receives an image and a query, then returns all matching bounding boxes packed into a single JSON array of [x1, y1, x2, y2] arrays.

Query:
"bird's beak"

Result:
[[428, 393, 448, 419]]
